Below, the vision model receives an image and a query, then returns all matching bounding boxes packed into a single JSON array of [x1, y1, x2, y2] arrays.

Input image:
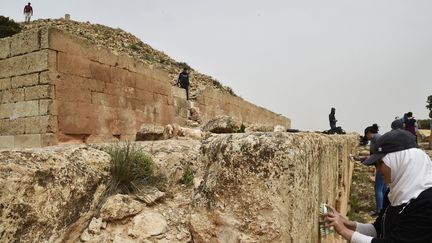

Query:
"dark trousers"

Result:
[[181, 85, 189, 100]]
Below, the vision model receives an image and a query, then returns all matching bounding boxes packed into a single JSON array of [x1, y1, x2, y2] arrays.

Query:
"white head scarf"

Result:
[[382, 148, 432, 206]]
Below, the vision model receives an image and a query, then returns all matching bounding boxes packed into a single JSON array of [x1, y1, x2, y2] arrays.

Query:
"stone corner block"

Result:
[[10, 29, 41, 56]]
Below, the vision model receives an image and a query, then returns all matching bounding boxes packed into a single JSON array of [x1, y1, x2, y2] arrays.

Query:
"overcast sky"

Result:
[[2, 1, 432, 134]]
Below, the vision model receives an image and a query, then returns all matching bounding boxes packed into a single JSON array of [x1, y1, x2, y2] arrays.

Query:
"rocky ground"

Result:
[[22, 18, 235, 99], [348, 143, 432, 223]]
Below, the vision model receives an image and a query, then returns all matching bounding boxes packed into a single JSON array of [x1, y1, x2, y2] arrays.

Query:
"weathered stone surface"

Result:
[[88, 217, 103, 235], [0, 135, 14, 149], [10, 28, 41, 56], [189, 106, 202, 123], [100, 194, 143, 221], [134, 187, 165, 205], [136, 124, 165, 141], [0, 118, 26, 135], [0, 37, 10, 59], [202, 116, 240, 133], [11, 100, 39, 118], [245, 123, 274, 132], [1, 88, 25, 104], [273, 125, 286, 132], [0, 146, 110, 242], [128, 209, 168, 238], [25, 84, 53, 100], [180, 127, 203, 140], [0, 50, 50, 79], [194, 132, 358, 242], [133, 140, 202, 185], [0, 77, 11, 90], [11, 73, 39, 88], [0, 103, 13, 119]]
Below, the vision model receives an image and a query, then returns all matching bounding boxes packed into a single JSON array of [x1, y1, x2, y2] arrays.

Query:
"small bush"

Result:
[[104, 142, 163, 194], [418, 119, 431, 129], [177, 62, 191, 70], [0, 16, 22, 38], [130, 44, 140, 52], [179, 165, 195, 187], [233, 123, 246, 133]]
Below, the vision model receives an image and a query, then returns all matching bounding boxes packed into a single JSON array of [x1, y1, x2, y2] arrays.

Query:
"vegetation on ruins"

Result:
[[233, 123, 246, 133], [104, 142, 165, 195], [427, 95, 432, 111], [179, 164, 195, 187], [0, 16, 22, 38]]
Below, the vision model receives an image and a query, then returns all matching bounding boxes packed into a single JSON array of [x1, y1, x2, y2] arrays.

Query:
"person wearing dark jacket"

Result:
[[329, 107, 337, 130], [404, 112, 417, 136], [325, 129, 432, 242], [363, 124, 387, 217], [177, 68, 190, 100]]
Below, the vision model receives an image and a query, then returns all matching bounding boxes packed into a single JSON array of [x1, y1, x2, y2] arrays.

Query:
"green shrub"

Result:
[[418, 119, 431, 129], [104, 142, 163, 194], [233, 123, 246, 133], [179, 165, 195, 187], [426, 95, 432, 111], [130, 44, 140, 52], [0, 16, 22, 38]]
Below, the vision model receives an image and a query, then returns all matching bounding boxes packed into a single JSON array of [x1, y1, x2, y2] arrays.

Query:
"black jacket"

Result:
[[178, 71, 189, 88], [371, 187, 432, 243]]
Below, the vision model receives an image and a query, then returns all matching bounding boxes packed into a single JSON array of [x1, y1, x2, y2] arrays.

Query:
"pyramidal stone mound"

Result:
[[0, 18, 290, 148], [21, 18, 235, 98]]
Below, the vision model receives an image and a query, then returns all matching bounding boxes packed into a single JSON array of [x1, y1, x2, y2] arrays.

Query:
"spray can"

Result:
[[319, 203, 334, 236]]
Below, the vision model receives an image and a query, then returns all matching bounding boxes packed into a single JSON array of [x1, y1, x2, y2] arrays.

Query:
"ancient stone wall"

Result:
[[0, 28, 290, 148], [0, 28, 55, 148], [196, 87, 290, 127]]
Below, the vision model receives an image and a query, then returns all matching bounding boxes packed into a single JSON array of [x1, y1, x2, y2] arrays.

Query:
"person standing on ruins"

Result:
[[23, 3, 33, 23], [177, 68, 190, 100], [403, 112, 417, 137], [329, 107, 337, 130]]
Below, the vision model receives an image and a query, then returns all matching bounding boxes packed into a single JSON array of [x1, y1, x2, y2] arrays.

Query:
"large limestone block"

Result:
[[194, 132, 358, 242], [136, 124, 165, 141], [10, 28, 41, 56], [0, 146, 110, 242], [202, 116, 240, 133], [11, 73, 39, 88], [0, 50, 51, 79]]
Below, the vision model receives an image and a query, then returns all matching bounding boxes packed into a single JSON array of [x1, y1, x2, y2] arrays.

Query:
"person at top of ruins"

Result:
[[23, 2, 33, 23], [177, 68, 190, 100], [363, 124, 387, 217], [325, 129, 432, 242], [404, 112, 417, 136], [329, 107, 337, 130]]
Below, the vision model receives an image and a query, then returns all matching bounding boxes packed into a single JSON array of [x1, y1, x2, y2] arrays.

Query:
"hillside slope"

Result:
[[23, 18, 235, 99]]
